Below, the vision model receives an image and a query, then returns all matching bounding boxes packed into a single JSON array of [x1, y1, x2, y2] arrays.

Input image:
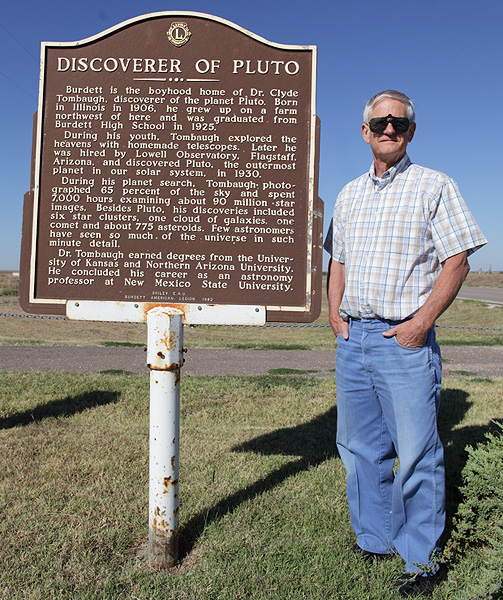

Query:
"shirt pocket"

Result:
[[387, 205, 426, 257]]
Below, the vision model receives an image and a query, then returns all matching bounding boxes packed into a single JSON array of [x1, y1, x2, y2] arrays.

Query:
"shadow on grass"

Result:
[[179, 384, 501, 563], [439, 386, 503, 543], [0, 390, 120, 430], [178, 404, 338, 560]]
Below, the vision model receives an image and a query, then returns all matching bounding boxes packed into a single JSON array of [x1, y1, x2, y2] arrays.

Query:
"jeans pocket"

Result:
[[393, 337, 424, 351]]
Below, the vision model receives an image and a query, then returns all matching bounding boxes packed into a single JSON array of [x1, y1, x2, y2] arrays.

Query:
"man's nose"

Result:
[[383, 121, 397, 134]]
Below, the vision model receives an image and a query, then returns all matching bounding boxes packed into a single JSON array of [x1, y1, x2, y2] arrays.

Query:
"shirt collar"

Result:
[[369, 153, 411, 187]]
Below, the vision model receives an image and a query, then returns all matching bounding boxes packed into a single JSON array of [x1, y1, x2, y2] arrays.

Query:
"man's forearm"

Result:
[[414, 251, 470, 331], [327, 259, 349, 338], [383, 251, 470, 347]]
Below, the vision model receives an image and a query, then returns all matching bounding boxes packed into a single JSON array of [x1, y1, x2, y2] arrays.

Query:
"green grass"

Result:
[[451, 370, 477, 377], [435, 300, 503, 346], [101, 341, 145, 348], [2, 339, 45, 345], [1, 372, 502, 599], [268, 368, 319, 375], [436, 337, 503, 346], [233, 342, 312, 351]]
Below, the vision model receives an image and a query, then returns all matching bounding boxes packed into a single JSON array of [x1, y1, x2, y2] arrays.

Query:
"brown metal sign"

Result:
[[20, 12, 322, 322]]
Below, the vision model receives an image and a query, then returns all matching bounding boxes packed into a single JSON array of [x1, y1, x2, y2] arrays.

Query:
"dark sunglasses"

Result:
[[368, 114, 410, 134]]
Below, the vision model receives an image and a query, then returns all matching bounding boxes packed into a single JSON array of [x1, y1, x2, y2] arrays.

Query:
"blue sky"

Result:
[[1, 0, 501, 271]]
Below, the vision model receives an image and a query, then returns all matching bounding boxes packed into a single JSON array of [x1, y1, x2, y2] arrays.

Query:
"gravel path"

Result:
[[0, 345, 501, 378]]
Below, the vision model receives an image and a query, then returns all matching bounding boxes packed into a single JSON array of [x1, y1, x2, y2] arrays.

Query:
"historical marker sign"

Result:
[[20, 12, 322, 323]]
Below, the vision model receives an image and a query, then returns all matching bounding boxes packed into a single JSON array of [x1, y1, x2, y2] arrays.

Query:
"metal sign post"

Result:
[[140, 303, 265, 568], [66, 302, 265, 569], [146, 307, 184, 568]]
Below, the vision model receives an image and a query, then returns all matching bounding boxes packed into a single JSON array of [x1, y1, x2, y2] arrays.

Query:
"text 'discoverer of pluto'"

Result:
[[35, 24, 315, 308]]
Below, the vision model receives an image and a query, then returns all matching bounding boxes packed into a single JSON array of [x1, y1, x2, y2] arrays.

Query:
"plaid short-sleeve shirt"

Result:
[[324, 154, 487, 320]]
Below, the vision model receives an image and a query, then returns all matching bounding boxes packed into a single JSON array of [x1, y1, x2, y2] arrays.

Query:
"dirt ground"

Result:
[[0, 344, 502, 378]]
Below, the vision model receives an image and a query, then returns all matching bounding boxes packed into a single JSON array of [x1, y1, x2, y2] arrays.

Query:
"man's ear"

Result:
[[408, 122, 416, 142], [362, 123, 371, 144]]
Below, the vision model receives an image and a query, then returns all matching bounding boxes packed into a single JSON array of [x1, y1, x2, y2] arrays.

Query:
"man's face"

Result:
[[362, 98, 416, 169]]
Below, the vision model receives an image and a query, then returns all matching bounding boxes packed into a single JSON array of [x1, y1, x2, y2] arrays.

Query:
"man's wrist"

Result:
[[411, 311, 434, 333]]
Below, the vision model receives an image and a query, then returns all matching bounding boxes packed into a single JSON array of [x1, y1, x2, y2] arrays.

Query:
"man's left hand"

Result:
[[382, 319, 428, 348], [382, 252, 470, 349]]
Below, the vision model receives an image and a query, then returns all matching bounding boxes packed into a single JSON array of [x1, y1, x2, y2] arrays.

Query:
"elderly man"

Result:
[[324, 90, 486, 597]]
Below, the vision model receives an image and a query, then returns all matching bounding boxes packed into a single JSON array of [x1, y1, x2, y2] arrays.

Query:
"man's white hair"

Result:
[[363, 90, 415, 124]]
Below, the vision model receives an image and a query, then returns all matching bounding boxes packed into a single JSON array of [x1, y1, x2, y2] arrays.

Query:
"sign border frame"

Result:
[[21, 11, 320, 323]]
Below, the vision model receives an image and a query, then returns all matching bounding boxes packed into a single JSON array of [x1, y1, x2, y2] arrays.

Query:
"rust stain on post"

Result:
[[141, 303, 189, 322], [163, 476, 179, 487], [149, 362, 182, 372], [150, 515, 179, 569]]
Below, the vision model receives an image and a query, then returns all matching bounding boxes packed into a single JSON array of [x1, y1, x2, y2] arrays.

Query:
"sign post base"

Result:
[[146, 307, 184, 569]]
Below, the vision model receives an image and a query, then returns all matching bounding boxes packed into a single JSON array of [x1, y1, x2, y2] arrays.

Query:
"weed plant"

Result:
[[445, 423, 503, 599]]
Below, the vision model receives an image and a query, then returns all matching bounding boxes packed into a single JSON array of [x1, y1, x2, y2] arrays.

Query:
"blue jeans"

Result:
[[336, 318, 445, 572]]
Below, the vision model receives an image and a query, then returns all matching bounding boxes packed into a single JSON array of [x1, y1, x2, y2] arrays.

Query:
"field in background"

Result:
[[463, 270, 503, 287], [1, 272, 502, 348]]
